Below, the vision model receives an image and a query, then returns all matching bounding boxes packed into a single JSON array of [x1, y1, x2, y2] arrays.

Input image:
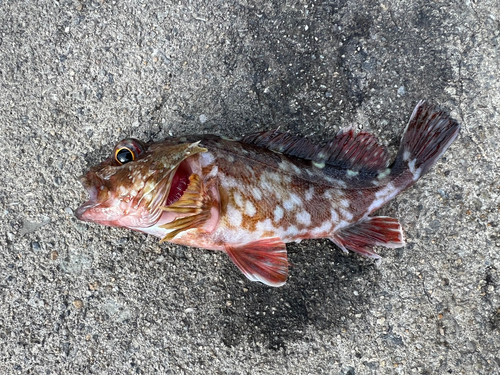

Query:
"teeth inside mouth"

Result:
[[166, 160, 191, 206]]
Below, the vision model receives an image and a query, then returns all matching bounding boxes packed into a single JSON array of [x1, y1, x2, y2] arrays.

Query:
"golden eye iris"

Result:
[[113, 138, 145, 165], [115, 147, 135, 164]]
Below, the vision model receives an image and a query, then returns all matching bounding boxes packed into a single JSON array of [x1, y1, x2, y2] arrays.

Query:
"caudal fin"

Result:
[[391, 101, 460, 180]]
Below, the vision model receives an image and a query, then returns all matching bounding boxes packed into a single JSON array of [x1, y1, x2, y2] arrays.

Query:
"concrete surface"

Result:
[[1, 0, 499, 374]]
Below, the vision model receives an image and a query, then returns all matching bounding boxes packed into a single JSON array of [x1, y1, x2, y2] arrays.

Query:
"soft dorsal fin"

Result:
[[241, 128, 389, 172], [322, 127, 389, 171]]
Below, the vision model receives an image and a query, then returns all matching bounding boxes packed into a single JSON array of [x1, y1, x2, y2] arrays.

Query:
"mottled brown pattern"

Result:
[[77, 102, 460, 286]]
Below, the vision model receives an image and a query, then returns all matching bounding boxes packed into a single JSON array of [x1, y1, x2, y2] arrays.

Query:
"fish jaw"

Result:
[[75, 141, 209, 231], [75, 170, 165, 228]]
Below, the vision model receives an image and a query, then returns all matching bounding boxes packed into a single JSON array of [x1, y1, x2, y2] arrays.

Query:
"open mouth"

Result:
[[166, 160, 191, 206]]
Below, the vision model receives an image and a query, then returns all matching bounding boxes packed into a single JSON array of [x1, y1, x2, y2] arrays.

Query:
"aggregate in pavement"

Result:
[[0, 0, 499, 374]]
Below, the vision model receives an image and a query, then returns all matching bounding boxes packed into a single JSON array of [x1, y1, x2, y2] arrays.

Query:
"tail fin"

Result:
[[391, 101, 460, 180]]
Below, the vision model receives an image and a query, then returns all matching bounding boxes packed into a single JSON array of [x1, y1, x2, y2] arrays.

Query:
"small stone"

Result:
[[199, 114, 207, 124], [73, 299, 83, 309], [50, 251, 59, 260]]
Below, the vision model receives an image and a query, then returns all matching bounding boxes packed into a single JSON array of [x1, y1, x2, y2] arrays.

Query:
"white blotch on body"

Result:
[[278, 162, 290, 171], [269, 172, 282, 183], [206, 165, 218, 178], [256, 219, 275, 233], [283, 193, 302, 210], [339, 208, 353, 221], [226, 205, 242, 227], [296, 210, 311, 226], [330, 209, 339, 222], [199, 152, 215, 167], [285, 225, 299, 237], [259, 175, 274, 192], [274, 206, 284, 222], [305, 186, 315, 201], [251, 186, 262, 200], [291, 164, 302, 174], [340, 199, 349, 208], [333, 219, 350, 231], [377, 168, 391, 180], [346, 169, 359, 177], [367, 182, 400, 213], [220, 176, 238, 189], [233, 191, 244, 208], [311, 221, 333, 236], [245, 200, 256, 217]]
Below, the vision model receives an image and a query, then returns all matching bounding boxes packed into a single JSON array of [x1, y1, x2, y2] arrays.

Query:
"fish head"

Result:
[[75, 138, 207, 230]]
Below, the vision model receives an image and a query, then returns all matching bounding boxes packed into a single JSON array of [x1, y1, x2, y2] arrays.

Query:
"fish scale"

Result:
[[76, 101, 460, 287]]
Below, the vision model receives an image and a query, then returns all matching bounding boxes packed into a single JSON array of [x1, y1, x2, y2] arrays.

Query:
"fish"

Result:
[[76, 101, 460, 287]]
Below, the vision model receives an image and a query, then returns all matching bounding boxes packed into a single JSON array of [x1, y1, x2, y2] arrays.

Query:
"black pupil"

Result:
[[116, 148, 133, 164]]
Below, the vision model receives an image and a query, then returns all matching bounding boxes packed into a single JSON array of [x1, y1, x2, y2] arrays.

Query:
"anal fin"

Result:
[[330, 216, 405, 259], [225, 238, 288, 287]]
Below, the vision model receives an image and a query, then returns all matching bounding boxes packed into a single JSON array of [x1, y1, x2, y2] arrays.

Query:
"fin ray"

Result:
[[225, 238, 288, 287], [159, 174, 213, 242], [330, 216, 405, 258], [391, 100, 460, 178], [241, 128, 389, 173]]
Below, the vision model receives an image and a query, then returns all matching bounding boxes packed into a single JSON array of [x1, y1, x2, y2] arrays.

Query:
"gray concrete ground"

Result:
[[1, 0, 499, 374]]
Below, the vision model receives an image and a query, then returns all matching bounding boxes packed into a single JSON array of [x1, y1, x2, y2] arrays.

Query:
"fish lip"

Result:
[[74, 199, 95, 221], [74, 173, 101, 221]]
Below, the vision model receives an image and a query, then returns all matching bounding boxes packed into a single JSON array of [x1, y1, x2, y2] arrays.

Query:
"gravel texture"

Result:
[[1, 0, 499, 374]]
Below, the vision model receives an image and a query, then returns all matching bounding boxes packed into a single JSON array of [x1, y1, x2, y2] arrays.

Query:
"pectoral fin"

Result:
[[330, 216, 405, 259], [159, 174, 214, 242], [225, 238, 288, 287]]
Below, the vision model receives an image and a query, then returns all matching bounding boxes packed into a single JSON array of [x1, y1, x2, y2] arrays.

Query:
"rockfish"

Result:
[[76, 101, 460, 286]]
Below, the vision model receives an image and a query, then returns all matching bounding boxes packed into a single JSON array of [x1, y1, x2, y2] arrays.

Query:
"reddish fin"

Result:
[[241, 128, 389, 173], [241, 130, 318, 160], [322, 127, 389, 171], [330, 217, 405, 259], [225, 238, 288, 287], [392, 101, 460, 178]]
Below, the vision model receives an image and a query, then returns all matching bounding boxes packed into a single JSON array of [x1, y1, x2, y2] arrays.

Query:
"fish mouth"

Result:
[[165, 159, 192, 206], [75, 159, 194, 225], [75, 172, 106, 222]]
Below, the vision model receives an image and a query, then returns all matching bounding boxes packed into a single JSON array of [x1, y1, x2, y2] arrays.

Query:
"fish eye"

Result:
[[115, 147, 134, 164], [113, 139, 145, 165]]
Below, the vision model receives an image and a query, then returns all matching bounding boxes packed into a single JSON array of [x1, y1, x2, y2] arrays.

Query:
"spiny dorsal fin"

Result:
[[241, 128, 389, 172]]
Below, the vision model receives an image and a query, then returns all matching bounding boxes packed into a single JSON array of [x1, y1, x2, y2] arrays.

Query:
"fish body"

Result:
[[76, 101, 460, 286]]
